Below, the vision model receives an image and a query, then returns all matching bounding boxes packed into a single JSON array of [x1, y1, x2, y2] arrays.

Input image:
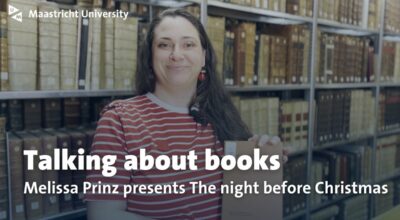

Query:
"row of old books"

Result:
[[231, 96, 308, 152], [315, 89, 375, 145], [379, 89, 400, 131], [318, 0, 363, 26], [311, 145, 373, 207], [310, 195, 369, 220], [381, 41, 400, 83], [0, 97, 113, 131], [314, 31, 375, 84], [7, 127, 95, 220], [3, 0, 138, 91], [222, 23, 311, 86], [385, 0, 400, 34], [215, 0, 314, 17], [0, 118, 9, 220], [125, 0, 399, 34], [376, 135, 400, 180]]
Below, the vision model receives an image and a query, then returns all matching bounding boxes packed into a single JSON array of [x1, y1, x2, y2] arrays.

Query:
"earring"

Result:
[[198, 69, 206, 81]]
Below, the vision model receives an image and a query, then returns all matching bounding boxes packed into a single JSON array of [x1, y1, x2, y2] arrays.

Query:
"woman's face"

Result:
[[152, 16, 205, 90]]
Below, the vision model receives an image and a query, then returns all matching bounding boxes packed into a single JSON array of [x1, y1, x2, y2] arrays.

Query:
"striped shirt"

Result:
[[86, 93, 223, 220]]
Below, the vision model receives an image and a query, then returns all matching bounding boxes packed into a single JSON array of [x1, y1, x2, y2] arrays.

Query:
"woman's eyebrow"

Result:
[[156, 36, 198, 41]]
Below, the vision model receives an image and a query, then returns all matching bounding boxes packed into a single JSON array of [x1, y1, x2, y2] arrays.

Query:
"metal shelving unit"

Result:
[[370, 0, 387, 218], [205, 0, 313, 24], [380, 82, 400, 88], [313, 134, 374, 151], [315, 83, 376, 89], [317, 18, 379, 35], [226, 84, 310, 92], [377, 127, 400, 137], [0, 90, 135, 100]]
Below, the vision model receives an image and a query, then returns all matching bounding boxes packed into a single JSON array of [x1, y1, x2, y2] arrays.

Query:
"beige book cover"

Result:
[[222, 141, 283, 220]]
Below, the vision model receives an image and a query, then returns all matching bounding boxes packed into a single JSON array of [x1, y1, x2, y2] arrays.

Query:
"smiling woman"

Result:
[[85, 8, 283, 220]]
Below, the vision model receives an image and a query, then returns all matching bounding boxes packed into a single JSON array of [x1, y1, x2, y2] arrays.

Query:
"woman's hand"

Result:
[[248, 134, 288, 164]]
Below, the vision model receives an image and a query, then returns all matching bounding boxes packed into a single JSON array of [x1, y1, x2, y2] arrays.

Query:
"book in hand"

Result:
[[222, 141, 283, 220]]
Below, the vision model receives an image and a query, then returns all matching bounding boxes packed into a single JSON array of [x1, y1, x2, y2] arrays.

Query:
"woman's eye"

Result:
[[158, 43, 171, 48], [184, 42, 195, 48]]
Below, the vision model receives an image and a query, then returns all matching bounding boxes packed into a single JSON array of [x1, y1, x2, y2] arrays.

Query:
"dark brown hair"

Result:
[[136, 8, 252, 143]]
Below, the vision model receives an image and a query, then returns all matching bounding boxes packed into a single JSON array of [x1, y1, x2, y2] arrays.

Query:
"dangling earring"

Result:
[[198, 68, 206, 81]]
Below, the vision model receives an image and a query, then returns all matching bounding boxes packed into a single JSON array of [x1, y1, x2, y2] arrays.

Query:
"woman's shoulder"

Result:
[[100, 94, 150, 116]]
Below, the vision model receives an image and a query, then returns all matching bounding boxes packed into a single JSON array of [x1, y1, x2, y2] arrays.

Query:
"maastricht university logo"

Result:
[[8, 5, 22, 22]]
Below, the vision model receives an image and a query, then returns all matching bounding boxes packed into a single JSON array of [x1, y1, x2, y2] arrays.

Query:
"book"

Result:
[[44, 129, 74, 212], [223, 30, 235, 85], [257, 34, 270, 85], [77, 16, 89, 90], [9, 100, 23, 131], [103, 17, 114, 89], [384, 0, 400, 34], [207, 16, 226, 82], [8, 0, 38, 91], [24, 100, 42, 130], [0, 12, 8, 91], [43, 99, 62, 129], [233, 22, 247, 86], [7, 132, 25, 220], [38, 2, 60, 90], [64, 98, 81, 128], [90, 9, 103, 90], [114, 17, 138, 90], [60, 14, 78, 90], [16, 131, 44, 220], [30, 130, 60, 217]]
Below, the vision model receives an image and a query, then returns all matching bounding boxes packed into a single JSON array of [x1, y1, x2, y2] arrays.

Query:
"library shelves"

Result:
[[2, 0, 400, 219], [314, 134, 374, 151], [0, 90, 135, 100], [204, 0, 313, 24]]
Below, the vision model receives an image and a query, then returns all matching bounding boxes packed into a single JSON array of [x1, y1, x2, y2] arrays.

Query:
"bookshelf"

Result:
[[0, 90, 135, 100], [0, 0, 399, 219]]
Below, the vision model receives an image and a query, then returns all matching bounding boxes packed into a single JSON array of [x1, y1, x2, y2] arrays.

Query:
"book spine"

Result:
[[233, 24, 246, 86], [77, 16, 89, 90], [0, 12, 8, 91], [244, 23, 256, 85], [60, 14, 78, 90]]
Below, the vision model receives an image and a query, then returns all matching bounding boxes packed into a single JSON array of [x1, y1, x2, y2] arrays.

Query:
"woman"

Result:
[[86, 8, 286, 220]]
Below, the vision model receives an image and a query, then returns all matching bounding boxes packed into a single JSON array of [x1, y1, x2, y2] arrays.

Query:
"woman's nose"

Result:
[[169, 47, 184, 61]]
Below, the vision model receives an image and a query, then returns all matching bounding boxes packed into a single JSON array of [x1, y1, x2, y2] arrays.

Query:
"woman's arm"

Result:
[[87, 201, 154, 220]]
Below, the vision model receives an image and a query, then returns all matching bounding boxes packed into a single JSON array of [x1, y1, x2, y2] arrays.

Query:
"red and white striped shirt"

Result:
[[86, 93, 223, 220]]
